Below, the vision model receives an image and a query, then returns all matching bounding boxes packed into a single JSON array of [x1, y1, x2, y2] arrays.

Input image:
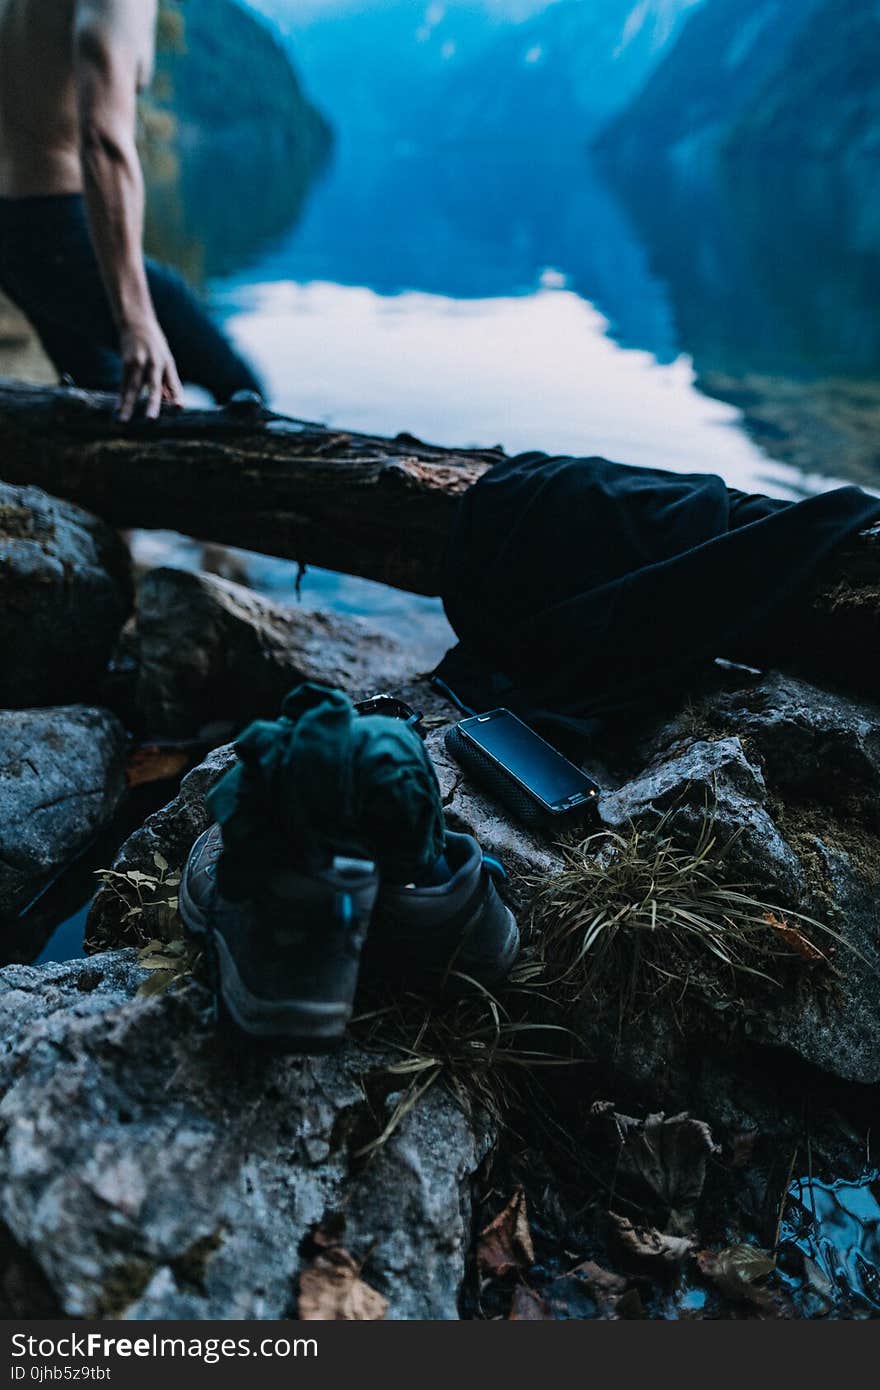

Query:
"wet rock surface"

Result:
[[0, 952, 490, 1319], [128, 566, 413, 736], [0, 480, 130, 707], [0, 707, 127, 921]]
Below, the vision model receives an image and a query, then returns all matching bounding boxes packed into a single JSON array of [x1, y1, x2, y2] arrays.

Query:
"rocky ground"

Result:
[[1, 472, 879, 1319], [0, 952, 489, 1319]]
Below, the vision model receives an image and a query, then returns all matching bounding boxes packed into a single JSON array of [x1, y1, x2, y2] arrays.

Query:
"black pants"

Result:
[[0, 194, 263, 402]]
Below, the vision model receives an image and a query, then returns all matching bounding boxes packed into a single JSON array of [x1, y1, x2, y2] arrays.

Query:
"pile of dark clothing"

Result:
[[437, 452, 880, 742]]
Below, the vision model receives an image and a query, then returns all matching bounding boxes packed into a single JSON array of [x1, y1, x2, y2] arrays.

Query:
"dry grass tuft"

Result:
[[349, 949, 578, 1154], [529, 811, 839, 1025]]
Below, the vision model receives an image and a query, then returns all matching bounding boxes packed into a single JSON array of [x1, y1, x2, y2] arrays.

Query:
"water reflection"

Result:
[[782, 1170, 880, 1312], [603, 151, 880, 488], [606, 152, 880, 381], [244, 134, 880, 388], [224, 278, 841, 499], [145, 126, 331, 286], [142, 0, 332, 286], [227, 141, 680, 361]]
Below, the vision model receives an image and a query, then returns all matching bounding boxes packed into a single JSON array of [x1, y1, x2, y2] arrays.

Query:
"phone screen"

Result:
[[461, 711, 599, 809]]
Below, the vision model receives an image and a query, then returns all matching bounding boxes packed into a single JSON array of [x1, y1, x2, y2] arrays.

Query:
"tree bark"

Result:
[[1, 378, 878, 698], [0, 379, 500, 595]]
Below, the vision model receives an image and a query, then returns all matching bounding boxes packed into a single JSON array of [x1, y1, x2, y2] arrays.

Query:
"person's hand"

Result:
[[118, 318, 184, 422]]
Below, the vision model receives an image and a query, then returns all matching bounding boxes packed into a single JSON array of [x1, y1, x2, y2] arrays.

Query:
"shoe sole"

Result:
[[179, 868, 349, 1054]]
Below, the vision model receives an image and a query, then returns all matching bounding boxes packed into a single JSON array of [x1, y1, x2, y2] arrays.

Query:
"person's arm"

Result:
[[73, 0, 183, 420]]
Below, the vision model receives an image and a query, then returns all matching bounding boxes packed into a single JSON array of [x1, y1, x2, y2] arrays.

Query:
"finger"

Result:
[[165, 358, 184, 407], [145, 362, 163, 421], [119, 363, 144, 423]]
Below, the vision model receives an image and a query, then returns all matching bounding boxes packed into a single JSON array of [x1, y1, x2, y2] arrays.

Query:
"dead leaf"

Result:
[[762, 912, 826, 963], [298, 1248, 388, 1321], [558, 1259, 635, 1317], [311, 1221, 346, 1250], [590, 1102, 720, 1224], [477, 1186, 535, 1278], [126, 745, 190, 788], [508, 1286, 551, 1320], [136, 970, 178, 998], [136, 938, 197, 997], [570, 1260, 628, 1301], [698, 1243, 775, 1286], [696, 1244, 789, 1315], [608, 1212, 694, 1277]]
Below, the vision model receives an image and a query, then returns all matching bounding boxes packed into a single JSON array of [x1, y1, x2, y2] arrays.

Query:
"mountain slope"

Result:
[[261, 1, 508, 136], [598, 0, 822, 164], [731, 0, 880, 164], [432, 0, 703, 143], [167, 0, 328, 153]]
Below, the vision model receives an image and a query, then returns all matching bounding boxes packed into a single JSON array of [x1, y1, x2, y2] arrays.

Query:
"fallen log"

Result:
[[1, 378, 878, 698], [0, 379, 501, 595]]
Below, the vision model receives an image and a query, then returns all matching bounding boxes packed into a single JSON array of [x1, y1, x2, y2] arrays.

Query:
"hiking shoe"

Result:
[[179, 824, 378, 1052], [369, 831, 520, 989]]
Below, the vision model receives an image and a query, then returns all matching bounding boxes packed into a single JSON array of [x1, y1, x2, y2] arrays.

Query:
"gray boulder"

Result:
[[599, 733, 805, 899], [644, 672, 880, 813], [130, 567, 414, 736], [0, 707, 127, 920], [750, 839, 880, 1085], [0, 481, 130, 706], [0, 952, 490, 1319], [598, 674, 880, 1084]]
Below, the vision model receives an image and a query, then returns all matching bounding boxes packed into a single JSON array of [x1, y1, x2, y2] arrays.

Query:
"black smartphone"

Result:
[[448, 708, 600, 822]]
